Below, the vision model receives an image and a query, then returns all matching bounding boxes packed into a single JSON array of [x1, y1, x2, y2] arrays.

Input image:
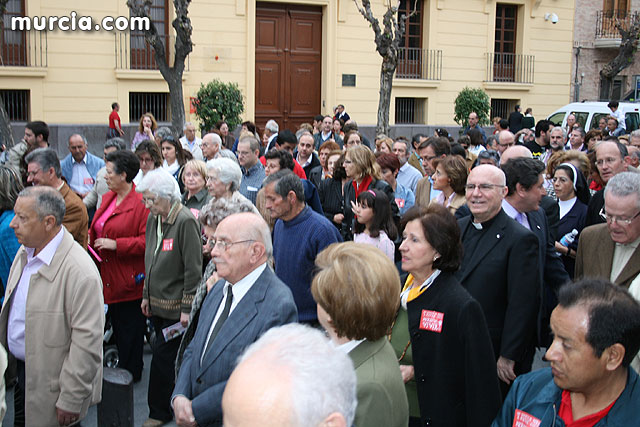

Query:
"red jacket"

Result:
[[89, 184, 149, 304]]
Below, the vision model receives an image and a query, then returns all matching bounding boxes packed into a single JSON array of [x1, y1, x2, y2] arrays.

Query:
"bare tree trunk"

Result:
[[354, 0, 414, 136], [378, 58, 397, 136], [600, 12, 640, 99], [128, 0, 193, 135]]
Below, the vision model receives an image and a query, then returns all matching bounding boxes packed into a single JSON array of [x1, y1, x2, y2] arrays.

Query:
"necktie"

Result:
[[203, 285, 233, 356]]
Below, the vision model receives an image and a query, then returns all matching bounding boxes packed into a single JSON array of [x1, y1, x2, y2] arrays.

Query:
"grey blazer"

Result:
[[172, 265, 298, 426]]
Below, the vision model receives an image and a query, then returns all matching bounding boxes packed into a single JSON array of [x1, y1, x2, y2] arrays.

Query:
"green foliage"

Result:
[[453, 87, 491, 127], [194, 79, 244, 132]]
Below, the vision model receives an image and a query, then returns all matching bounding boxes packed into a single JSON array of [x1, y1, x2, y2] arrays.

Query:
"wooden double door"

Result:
[[255, 3, 322, 133]]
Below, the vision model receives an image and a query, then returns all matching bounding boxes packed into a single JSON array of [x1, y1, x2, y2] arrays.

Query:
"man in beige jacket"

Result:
[[0, 186, 104, 426]]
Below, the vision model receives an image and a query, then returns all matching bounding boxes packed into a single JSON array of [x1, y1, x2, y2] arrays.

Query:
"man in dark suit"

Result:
[[172, 212, 298, 426], [456, 165, 541, 394], [500, 157, 570, 347]]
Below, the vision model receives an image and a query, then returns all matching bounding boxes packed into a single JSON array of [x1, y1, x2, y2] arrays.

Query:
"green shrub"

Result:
[[194, 79, 244, 132], [453, 87, 491, 127]]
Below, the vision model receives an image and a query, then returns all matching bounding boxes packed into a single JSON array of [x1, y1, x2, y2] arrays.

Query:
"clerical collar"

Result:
[[470, 210, 501, 230]]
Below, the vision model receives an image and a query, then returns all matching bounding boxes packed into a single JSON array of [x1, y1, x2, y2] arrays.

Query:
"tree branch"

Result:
[[353, 0, 382, 38], [127, 0, 170, 75], [171, 0, 194, 71], [600, 12, 640, 80]]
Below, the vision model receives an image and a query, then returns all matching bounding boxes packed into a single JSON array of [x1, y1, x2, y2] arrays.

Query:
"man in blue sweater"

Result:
[[264, 170, 342, 324], [492, 278, 640, 426]]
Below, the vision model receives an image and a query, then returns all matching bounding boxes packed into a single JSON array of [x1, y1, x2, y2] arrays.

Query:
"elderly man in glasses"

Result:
[[456, 164, 541, 398], [576, 172, 640, 372], [171, 211, 297, 427]]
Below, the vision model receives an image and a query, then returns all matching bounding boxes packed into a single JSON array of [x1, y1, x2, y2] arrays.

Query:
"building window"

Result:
[[395, 97, 425, 124], [130, 0, 169, 69], [1, 89, 30, 121], [603, 0, 629, 16], [129, 92, 169, 122], [493, 4, 518, 82], [398, 0, 422, 50], [490, 98, 518, 122], [1, 0, 26, 66], [600, 75, 627, 101], [397, 0, 424, 79]]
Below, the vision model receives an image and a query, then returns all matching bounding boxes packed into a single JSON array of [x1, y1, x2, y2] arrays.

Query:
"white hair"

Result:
[[551, 126, 567, 139], [266, 119, 279, 133], [183, 122, 194, 131], [605, 171, 640, 210], [205, 132, 222, 147], [136, 168, 181, 202], [238, 324, 357, 426], [206, 157, 242, 192]]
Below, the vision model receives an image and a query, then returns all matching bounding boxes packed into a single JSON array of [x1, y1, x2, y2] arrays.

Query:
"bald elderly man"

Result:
[[456, 165, 541, 396]]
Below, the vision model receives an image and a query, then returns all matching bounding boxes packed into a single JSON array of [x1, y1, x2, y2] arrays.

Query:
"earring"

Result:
[[433, 256, 438, 262]]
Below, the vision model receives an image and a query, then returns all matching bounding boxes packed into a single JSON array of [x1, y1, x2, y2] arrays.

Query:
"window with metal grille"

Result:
[[0, 89, 30, 121], [395, 98, 425, 124], [129, 92, 169, 122], [490, 98, 518, 122]]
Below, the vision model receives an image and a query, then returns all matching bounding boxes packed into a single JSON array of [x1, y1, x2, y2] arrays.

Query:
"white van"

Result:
[[546, 102, 640, 133]]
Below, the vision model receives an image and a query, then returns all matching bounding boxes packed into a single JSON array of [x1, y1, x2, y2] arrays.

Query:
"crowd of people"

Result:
[[0, 102, 639, 426]]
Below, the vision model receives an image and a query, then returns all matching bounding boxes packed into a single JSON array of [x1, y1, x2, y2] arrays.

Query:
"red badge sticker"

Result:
[[84, 177, 95, 185], [189, 208, 200, 219], [162, 239, 174, 251], [395, 197, 405, 208], [419, 310, 444, 333], [512, 409, 541, 427]]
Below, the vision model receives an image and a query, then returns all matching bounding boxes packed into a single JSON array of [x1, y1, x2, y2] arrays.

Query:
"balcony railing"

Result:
[[115, 32, 189, 71], [0, 28, 47, 67], [596, 10, 639, 38], [485, 52, 534, 84], [396, 48, 442, 80]]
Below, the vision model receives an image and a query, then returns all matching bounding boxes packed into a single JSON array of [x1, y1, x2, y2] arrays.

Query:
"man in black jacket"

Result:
[[501, 157, 570, 348], [456, 165, 541, 396]]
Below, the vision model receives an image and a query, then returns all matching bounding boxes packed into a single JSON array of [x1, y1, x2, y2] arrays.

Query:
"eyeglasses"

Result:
[[595, 157, 621, 167], [465, 183, 504, 192], [603, 210, 640, 226], [26, 169, 42, 177], [210, 239, 255, 252]]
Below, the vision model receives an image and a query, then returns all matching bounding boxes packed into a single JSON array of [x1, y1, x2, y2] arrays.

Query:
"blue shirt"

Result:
[[239, 162, 266, 205], [394, 183, 415, 217], [0, 210, 20, 295]]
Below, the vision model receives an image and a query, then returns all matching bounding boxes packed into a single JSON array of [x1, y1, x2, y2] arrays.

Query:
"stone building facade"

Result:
[[571, 0, 640, 102]]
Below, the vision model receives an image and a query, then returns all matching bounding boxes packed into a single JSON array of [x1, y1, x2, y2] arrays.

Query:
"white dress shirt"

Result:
[[8, 227, 65, 361], [200, 262, 267, 365], [610, 237, 640, 283]]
